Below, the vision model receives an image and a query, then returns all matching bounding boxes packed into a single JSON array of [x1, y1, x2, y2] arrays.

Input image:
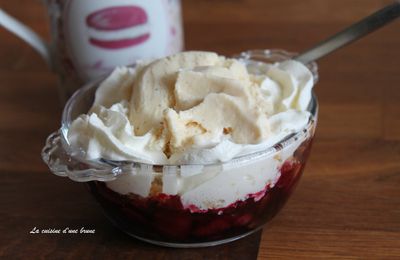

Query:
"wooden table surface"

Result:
[[1, 0, 399, 259]]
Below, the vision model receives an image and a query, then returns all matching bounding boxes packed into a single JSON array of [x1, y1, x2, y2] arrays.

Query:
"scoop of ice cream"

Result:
[[68, 51, 314, 164]]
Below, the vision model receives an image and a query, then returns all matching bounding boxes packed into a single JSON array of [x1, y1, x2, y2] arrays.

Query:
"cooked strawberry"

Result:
[[276, 159, 301, 189], [233, 213, 253, 227], [193, 216, 232, 237], [153, 210, 192, 239]]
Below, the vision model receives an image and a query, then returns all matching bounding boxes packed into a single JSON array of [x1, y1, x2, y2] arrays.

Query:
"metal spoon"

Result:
[[294, 1, 400, 64]]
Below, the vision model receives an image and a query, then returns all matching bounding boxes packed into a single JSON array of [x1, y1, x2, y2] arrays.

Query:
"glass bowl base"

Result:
[[102, 207, 262, 248]]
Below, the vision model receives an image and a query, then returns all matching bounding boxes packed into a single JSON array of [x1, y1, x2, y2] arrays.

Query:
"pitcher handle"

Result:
[[0, 9, 51, 67]]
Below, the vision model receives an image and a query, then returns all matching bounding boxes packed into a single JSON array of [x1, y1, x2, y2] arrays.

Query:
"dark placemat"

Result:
[[0, 170, 261, 259]]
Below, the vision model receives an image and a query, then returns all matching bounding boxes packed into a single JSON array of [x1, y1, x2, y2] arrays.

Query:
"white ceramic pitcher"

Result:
[[0, 0, 184, 100]]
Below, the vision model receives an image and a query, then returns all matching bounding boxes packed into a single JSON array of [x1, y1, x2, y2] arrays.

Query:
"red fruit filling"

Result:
[[87, 138, 313, 244]]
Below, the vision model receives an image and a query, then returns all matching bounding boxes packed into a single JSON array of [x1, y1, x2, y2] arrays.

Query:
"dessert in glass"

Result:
[[42, 49, 318, 247]]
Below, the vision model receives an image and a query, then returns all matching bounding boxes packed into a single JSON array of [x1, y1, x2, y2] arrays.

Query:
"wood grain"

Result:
[[0, 0, 399, 259]]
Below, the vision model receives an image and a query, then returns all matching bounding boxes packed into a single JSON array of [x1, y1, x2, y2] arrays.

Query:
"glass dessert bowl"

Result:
[[42, 49, 318, 247]]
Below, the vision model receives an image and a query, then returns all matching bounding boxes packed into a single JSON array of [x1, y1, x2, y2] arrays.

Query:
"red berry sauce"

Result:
[[87, 138, 313, 245]]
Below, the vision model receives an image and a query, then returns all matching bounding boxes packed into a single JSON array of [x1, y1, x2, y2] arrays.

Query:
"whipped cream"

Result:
[[68, 51, 313, 165], [68, 51, 315, 210], [105, 135, 307, 211]]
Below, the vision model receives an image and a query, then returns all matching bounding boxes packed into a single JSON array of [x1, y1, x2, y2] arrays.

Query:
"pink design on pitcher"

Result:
[[170, 26, 176, 36], [63, 0, 182, 81], [86, 6, 150, 49]]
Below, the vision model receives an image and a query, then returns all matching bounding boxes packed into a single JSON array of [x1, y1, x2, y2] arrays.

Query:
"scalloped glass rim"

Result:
[[57, 49, 318, 170]]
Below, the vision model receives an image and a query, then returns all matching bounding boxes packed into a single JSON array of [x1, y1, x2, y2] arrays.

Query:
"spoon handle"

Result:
[[295, 1, 400, 64]]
